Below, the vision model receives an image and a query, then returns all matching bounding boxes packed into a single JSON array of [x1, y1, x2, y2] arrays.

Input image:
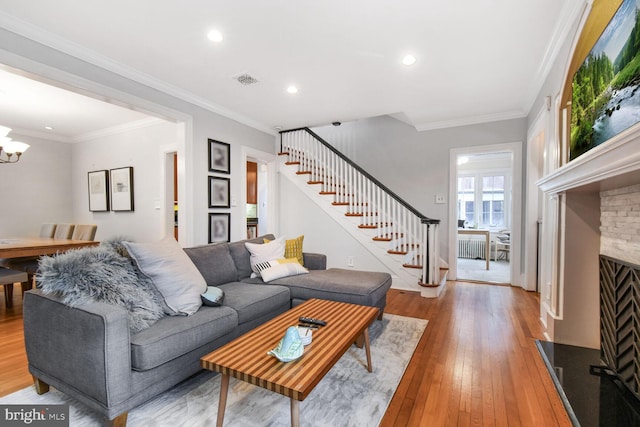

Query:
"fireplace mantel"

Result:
[[537, 126, 640, 194]]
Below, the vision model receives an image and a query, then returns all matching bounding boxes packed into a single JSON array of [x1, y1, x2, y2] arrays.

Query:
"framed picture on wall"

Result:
[[88, 170, 109, 212], [110, 166, 135, 211], [208, 176, 230, 208], [209, 213, 230, 243], [208, 139, 230, 174], [569, 0, 640, 160]]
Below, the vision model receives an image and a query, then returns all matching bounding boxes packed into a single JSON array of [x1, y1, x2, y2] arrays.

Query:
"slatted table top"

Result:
[[201, 298, 379, 401]]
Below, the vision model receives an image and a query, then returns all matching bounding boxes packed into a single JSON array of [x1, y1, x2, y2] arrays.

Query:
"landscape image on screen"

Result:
[[571, 0, 640, 160]]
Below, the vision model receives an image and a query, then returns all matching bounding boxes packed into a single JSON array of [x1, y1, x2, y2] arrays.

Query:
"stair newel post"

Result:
[[422, 221, 430, 284], [426, 220, 440, 285]]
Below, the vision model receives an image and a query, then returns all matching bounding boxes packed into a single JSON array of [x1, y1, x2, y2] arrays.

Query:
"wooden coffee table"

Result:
[[201, 298, 380, 427]]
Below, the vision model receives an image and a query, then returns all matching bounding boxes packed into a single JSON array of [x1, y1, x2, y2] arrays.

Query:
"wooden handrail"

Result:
[[280, 127, 440, 225], [280, 127, 440, 224]]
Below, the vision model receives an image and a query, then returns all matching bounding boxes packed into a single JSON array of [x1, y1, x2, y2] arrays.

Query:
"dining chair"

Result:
[[71, 224, 97, 241], [0, 267, 28, 308], [4, 223, 75, 296], [53, 223, 75, 239], [40, 223, 57, 238]]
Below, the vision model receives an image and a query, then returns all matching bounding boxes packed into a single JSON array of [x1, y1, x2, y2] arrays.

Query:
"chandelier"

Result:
[[0, 125, 30, 164]]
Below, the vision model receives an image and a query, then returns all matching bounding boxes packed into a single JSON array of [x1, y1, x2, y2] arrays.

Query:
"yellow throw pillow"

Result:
[[264, 235, 304, 265]]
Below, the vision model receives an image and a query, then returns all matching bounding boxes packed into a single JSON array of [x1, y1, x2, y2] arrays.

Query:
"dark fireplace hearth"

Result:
[[536, 341, 640, 426], [534, 255, 640, 426]]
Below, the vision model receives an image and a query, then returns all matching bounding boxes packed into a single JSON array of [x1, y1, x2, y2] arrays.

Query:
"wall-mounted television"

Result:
[[570, 0, 640, 160]]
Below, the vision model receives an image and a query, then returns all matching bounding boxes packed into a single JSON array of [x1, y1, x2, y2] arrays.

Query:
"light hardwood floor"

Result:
[[0, 282, 570, 426]]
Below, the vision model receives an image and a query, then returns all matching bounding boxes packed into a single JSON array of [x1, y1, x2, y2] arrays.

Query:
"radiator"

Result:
[[458, 239, 486, 259]]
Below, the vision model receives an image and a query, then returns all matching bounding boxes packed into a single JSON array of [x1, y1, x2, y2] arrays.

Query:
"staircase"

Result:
[[279, 128, 447, 297]]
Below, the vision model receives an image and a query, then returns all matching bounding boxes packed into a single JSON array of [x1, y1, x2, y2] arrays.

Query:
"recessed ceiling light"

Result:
[[287, 85, 298, 94], [44, 126, 54, 130], [207, 29, 223, 43], [402, 54, 417, 66]]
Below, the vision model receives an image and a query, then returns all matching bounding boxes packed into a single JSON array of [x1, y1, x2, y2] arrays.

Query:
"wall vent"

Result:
[[234, 73, 259, 86]]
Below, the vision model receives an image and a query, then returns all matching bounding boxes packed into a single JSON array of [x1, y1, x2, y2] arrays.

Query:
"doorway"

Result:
[[448, 142, 522, 286], [242, 147, 278, 239]]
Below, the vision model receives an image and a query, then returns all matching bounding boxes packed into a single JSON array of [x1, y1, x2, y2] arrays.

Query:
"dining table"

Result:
[[0, 237, 99, 259]]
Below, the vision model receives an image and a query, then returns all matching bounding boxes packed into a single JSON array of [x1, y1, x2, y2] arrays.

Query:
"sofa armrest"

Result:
[[23, 290, 132, 409], [303, 252, 326, 270]]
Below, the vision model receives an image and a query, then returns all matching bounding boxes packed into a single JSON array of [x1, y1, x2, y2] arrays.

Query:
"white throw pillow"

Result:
[[123, 236, 207, 316], [259, 261, 309, 282], [245, 237, 286, 275]]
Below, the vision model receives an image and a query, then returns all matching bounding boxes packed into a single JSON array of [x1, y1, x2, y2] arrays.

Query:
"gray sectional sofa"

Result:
[[23, 234, 391, 426]]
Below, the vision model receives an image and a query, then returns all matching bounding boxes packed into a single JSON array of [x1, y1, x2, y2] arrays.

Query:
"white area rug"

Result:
[[1, 314, 427, 426]]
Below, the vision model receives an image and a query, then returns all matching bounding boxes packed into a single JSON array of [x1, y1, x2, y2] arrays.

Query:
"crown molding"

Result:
[[414, 109, 526, 132], [7, 127, 72, 143], [0, 12, 276, 136], [523, 0, 589, 114]]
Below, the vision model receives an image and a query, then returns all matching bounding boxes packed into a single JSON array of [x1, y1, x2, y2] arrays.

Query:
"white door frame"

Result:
[[524, 105, 550, 292], [448, 141, 523, 287]]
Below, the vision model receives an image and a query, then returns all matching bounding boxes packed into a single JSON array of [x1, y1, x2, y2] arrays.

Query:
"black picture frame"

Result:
[[208, 139, 230, 174], [208, 176, 230, 208], [209, 213, 231, 243], [88, 170, 109, 212], [110, 166, 134, 211]]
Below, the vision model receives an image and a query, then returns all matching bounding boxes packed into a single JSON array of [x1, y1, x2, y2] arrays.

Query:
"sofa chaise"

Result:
[[23, 234, 391, 426]]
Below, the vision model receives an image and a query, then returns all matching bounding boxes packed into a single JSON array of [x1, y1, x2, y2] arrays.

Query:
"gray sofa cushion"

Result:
[[263, 268, 392, 307], [130, 305, 237, 371], [228, 234, 275, 280], [184, 243, 238, 285], [218, 282, 290, 325]]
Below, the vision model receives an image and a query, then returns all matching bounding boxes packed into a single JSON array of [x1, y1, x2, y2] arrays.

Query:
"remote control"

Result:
[[299, 316, 327, 326]]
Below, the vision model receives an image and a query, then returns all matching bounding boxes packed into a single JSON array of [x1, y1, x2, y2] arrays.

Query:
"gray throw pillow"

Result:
[[184, 243, 238, 286], [123, 236, 207, 316]]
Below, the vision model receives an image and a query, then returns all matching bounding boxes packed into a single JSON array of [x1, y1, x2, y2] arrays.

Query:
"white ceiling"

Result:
[[0, 0, 580, 138], [0, 68, 152, 141]]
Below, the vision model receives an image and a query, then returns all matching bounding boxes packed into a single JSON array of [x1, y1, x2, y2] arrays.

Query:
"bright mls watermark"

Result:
[[0, 405, 68, 426]]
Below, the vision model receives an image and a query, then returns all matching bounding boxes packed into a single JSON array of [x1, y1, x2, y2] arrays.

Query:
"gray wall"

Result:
[[0, 134, 73, 237]]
